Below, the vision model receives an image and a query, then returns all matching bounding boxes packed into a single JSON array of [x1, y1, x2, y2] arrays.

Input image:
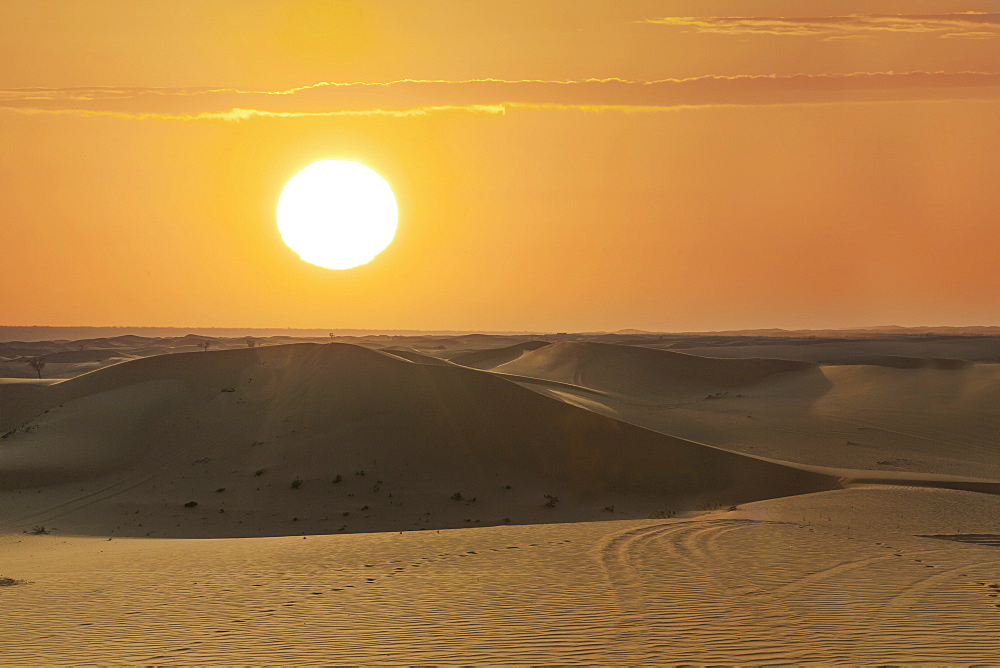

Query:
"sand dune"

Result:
[[0, 343, 841, 538], [494, 341, 814, 398], [502, 345, 1000, 480]]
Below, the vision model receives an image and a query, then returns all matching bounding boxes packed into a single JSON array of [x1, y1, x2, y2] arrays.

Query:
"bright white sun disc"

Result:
[[277, 160, 398, 269]]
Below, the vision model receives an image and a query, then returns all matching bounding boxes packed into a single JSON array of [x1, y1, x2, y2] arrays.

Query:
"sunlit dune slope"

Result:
[[0, 343, 839, 538], [493, 341, 813, 398], [450, 341, 551, 369]]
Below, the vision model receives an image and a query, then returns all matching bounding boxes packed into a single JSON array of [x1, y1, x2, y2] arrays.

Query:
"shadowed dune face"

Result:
[[0, 343, 838, 537], [493, 341, 818, 398]]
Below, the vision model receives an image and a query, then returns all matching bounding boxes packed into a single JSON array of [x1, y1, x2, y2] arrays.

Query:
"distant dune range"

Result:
[[2, 335, 999, 539]]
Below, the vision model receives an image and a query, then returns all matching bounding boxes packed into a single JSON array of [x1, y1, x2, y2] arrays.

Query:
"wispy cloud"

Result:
[[0, 104, 509, 122], [644, 13, 1000, 40], [2, 72, 998, 121]]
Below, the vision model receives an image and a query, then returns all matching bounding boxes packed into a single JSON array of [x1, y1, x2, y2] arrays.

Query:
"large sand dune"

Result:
[[0, 343, 840, 538]]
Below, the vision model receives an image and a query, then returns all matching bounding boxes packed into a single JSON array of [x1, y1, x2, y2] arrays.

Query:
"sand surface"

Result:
[[2, 332, 999, 663]]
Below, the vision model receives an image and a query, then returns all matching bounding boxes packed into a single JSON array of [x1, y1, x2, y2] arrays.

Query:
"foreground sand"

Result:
[[3, 487, 999, 664]]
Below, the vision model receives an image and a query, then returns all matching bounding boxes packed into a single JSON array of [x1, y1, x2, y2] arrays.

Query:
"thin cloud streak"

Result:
[[644, 13, 1000, 40], [5, 98, 1000, 124], [0, 104, 509, 122], [0, 72, 998, 118]]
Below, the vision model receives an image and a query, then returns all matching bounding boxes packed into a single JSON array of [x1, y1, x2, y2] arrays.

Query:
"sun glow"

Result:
[[277, 160, 398, 270]]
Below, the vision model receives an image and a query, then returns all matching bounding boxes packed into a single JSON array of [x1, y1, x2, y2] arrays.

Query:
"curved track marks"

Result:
[[593, 517, 1000, 664]]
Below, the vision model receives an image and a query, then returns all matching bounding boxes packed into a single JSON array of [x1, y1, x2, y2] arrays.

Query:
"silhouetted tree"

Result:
[[246, 337, 255, 348], [201, 341, 211, 351], [27, 357, 45, 379]]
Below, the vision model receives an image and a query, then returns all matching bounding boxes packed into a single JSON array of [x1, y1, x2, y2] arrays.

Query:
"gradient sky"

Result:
[[2, 0, 998, 332]]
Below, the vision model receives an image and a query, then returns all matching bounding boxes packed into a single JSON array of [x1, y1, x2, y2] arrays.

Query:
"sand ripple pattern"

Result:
[[2, 517, 999, 664]]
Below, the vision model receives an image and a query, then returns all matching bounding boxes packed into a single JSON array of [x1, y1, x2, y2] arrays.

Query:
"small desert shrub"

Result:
[[451, 492, 463, 501], [648, 510, 676, 519], [503, 484, 512, 490], [544, 494, 559, 508], [727, 505, 740, 512], [184, 501, 198, 508], [291, 478, 303, 489], [360, 505, 369, 510], [355, 470, 366, 477], [27, 357, 46, 379], [29, 525, 50, 535], [332, 474, 342, 483], [215, 487, 225, 493], [696, 502, 723, 511], [254, 469, 265, 477], [0, 576, 26, 587], [603, 505, 615, 513]]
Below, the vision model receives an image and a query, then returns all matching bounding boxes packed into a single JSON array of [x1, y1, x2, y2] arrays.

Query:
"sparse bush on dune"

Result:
[[332, 474, 342, 483], [27, 356, 45, 379], [451, 492, 463, 501], [184, 501, 198, 508], [291, 478, 303, 489], [544, 494, 559, 508], [0, 576, 26, 587]]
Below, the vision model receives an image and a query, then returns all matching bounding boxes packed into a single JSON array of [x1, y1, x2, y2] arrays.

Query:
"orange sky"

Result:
[[2, 1, 999, 331]]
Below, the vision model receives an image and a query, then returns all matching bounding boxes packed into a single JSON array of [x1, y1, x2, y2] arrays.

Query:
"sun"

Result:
[[277, 160, 398, 270]]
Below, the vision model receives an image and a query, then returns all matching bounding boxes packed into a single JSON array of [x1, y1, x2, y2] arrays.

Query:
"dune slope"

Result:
[[0, 343, 838, 538]]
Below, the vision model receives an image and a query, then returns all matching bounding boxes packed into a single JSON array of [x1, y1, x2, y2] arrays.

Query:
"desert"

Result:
[[4, 1, 1000, 663], [2, 329, 1000, 664]]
